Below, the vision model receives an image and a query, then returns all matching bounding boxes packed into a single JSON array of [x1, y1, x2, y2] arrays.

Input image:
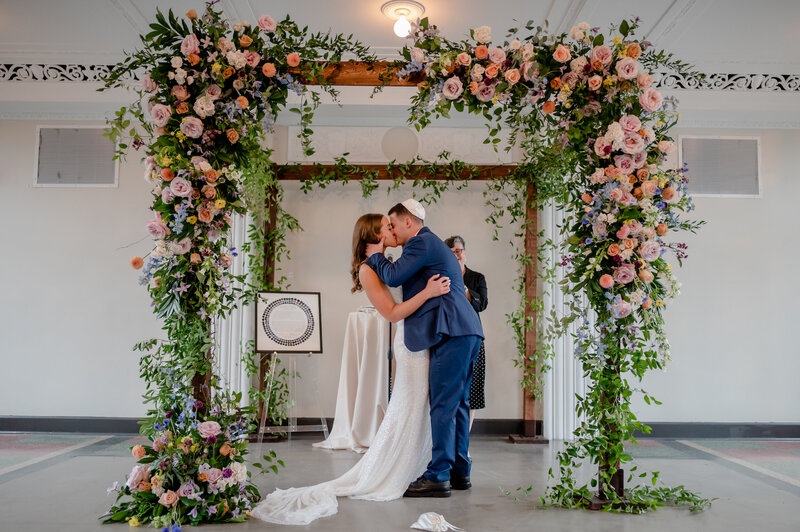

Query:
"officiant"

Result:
[[445, 236, 488, 431]]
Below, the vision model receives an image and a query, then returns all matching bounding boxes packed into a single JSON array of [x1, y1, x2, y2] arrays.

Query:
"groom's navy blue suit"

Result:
[[366, 226, 483, 483]]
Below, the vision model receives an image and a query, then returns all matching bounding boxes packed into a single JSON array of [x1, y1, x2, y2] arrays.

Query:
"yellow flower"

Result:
[[211, 63, 222, 73], [666, 264, 673, 271], [658, 178, 668, 188], [617, 50, 627, 59], [128, 517, 140, 527], [564, 101, 572, 109], [676, 113, 681, 118], [613, 36, 622, 45], [214, 199, 226, 209], [175, 132, 187, 142], [186, 216, 197, 224], [655, 300, 664, 307], [191, 443, 200, 453], [657, 120, 664, 127]]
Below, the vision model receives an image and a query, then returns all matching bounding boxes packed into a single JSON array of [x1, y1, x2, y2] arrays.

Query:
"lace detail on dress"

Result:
[[252, 302, 432, 525]]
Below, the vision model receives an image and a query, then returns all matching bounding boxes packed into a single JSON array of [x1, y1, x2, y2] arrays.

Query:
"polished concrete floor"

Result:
[[1, 434, 799, 531]]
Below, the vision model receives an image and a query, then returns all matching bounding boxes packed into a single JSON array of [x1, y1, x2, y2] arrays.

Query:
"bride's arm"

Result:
[[359, 264, 450, 323]]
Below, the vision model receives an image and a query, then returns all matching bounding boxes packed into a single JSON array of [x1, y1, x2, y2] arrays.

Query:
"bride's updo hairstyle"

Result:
[[351, 213, 383, 293]]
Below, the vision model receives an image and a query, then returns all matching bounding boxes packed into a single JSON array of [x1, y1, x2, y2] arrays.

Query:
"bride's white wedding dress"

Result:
[[252, 289, 432, 526]]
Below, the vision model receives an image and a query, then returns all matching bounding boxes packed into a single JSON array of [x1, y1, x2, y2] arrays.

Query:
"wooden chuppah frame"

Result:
[[257, 62, 547, 443]]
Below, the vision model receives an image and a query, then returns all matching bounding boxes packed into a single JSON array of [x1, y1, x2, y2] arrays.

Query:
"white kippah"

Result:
[[401, 198, 426, 221]]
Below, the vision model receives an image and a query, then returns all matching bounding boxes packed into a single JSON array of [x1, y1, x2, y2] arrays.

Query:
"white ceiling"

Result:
[[1, 0, 799, 74]]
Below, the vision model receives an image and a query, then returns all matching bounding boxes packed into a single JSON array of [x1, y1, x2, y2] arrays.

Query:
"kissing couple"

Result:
[[253, 199, 484, 525]]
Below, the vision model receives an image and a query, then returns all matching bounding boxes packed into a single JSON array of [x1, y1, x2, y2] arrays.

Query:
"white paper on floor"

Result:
[[410, 512, 464, 532]]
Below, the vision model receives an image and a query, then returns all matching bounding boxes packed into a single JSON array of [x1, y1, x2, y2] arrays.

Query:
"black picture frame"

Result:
[[255, 291, 323, 353]]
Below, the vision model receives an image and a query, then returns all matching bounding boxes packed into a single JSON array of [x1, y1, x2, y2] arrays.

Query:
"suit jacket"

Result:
[[366, 226, 484, 352], [463, 266, 488, 319]]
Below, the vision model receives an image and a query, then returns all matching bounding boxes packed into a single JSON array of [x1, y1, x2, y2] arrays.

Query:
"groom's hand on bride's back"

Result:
[[365, 241, 385, 258]]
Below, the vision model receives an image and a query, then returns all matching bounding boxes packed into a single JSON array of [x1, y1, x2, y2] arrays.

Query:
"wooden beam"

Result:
[[276, 164, 519, 181], [257, 188, 279, 430], [290, 61, 424, 86], [523, 182, 542, 437]]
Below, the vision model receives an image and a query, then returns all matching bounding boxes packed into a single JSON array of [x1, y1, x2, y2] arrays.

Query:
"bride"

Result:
[[252, 213, 450, 526]]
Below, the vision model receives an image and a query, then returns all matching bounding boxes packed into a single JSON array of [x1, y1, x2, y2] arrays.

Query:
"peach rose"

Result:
[[642, 298, 653, 309], [158, 490, 179, 508], [171, 85, 188, 100], [236, 96, 248, 109], [186, 9, 197, 20], [474, 45, 489, 60], [197, 472, 209, 482], [262, 63, 277, 77], [197, 208, 213, 223], [222, 67, 235, 79], [609, 188, 625, 203], [639, 87, 663, 113], [542, 101, 556, 114], [484, 63, 499, 78], [624, 238, 637, 250], [640, 180, 658, 196], [661, 187, 676, 200], [504, 68, 520, 85], [130, 256, 144, 269], [202, 185, 217, 199], [599, 274, 614, 289], [581, 193, 593, 204], [286, 53, 300, 67], [626, 43, 642, 60], [607, 244, 621, 256], [657, 223, 668, 236], [636, 168, 650, 181], [160, 168, 175, 181], [590, 45, 613, 66], [658, 140, 674, 154], [131, 445, 146, 460], [137, 481, 151, 492], [226, 128, 240, 143], [190, 253, 202, 264], [636, 73, 653, 88], [469, 81, 479, 94], [553, 44, 571, 63], [588, 75, 602, 91], [219, 443, 232, 456], [239, 35, 253, 48], [457, 52, 472, 67], [204, 169, 218, 183]]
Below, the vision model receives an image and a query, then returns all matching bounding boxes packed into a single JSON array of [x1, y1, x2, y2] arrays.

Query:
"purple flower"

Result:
[[222, 467, 233, 479]]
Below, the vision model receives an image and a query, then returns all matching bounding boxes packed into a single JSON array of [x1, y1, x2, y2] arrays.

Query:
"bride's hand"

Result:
[[424, 274, 451, 297]]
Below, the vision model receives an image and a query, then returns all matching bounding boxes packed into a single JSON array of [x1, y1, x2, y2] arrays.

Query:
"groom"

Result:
[[365, 199, 483, 498]]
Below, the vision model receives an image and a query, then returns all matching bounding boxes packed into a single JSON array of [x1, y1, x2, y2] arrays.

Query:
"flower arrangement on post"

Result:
[[400, 17, 708, 511]]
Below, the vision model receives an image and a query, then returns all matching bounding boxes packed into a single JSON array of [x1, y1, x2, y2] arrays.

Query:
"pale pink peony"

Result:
[[588, 75, 602, 91], [638, 240, 662, 262], [614, 154, 634, 174], [613, 263, 636, 285], [244, 51, 261, 67], [161, 187, 174, 204], [169, 177, 193, 198], [632, 150, 648, 169], [562, 72, 578, 89], [126, 465, 151, 491], [442, 76, 464, 100], [615, 57, 639, 80], [206, 468, 223, 483], [553, 44, 571, 63], [504, 68, 521, 85], [258, 14, 277, 32], [592, 220, 608, 238], [658, 140, 675, 154], [636, 72, 653, 88], [594, 136, 612, 157], [570, 56, 588, 74], [599, 274, 614, 289], [177, 481, 199, 499], [180, 116, 204, 139], [639, 87, 663, 113], [590, 45, 613, 66], [476, 84, 495, 103], [618, 114, 641, 133], [622, 133, 645, 155], [205, 84, 222, 100], [147, 219, 169, 239], [488, 47, 506, 64], [149, 104, 172, 127], [181, 34, 200, 57], [197, 421, 222, 439], [612, 298, 632, 318], [457, 52, 472, 67], [142, 73, 158, 93]]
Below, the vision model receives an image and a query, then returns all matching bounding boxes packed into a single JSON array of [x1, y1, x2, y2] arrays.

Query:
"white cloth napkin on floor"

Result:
[[410, 512, 464, 532]]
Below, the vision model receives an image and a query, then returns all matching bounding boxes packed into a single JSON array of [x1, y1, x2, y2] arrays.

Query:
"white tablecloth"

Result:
[[313, 308, 390, 453]]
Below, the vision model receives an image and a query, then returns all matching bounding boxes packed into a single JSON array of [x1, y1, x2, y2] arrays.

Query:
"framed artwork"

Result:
[[255, 291, 322, 353]]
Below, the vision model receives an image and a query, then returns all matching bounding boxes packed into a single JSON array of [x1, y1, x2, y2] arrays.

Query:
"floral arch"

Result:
[[102, 5, 708, 528]]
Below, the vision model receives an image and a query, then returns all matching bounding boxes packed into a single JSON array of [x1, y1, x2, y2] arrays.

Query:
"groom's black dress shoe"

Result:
[[403, 475, 451, 498], [450, 475, 471, 490]]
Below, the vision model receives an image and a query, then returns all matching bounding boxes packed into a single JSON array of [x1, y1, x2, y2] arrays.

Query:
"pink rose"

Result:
[[636, 73, 653, 88], [590, 168, 607, 184], [613, 263, 636, 285], [175, 238, 192, 255], [612, 298, 632, 318], [639, 87, 663, 113], [638, 240, 661, 262], [410, 47, 425, 64], [562, 72, 578, 89], [592, 220, 608, 238], [149, 104, 172, 127], [614, 154, 634, 174], [638, 269, 654, 283], [205, 84, 222, 100], [632, 151, 648, 169], [146, 219, 169, 239], [587, 75, 602, 91], [658, 140, 675, 154], [180, 116, 204, 139], [171, 85, 188, 101], [245, 51, 261, 68], [594, 136, 612, 158], [608, 188, 625, 203], [629, 220, 643, 234], [640, 180, 658, 196], [160, 187, 174, 204], [442, 76, 464, 100], [488, 47, 506, 64], [457, 52, 472, 67], [484, 64, 499, 78], [615, 57, 639, 80], [476, 84, 495, 103], [599, 274, 614, 289], [181, 34, 200, 57], [126, 465, 151, 491], [619, 115, 641, 133], [158, 490, 179, 508], [504, 68, 521, 85], [169, 177, 193, 198], [258, 14, 277, 32], [553, 44, 571, 63], [521, 61, 538, 82], [590, 45, 613, 66], [570, 56, 588, 74], [622, 133, 645, 155], [142, 73, 158, 93], [616, 226, 631, 240], [197, 421, 222, 439]]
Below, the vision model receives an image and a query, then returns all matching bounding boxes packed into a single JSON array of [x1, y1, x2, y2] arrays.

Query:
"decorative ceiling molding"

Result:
[[644, 0, 708, 46], [225, 0, 244, 22], [109, 0, 148, 34], [557, 0, 590, 35]]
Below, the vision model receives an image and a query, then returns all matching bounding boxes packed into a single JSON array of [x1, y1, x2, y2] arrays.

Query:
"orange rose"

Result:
[[636, 168, 650, 181], [130, 256, 144, 270], [626, 43, 642, 60], [475, 45, 489, 60], [484, 63, 499, 78], [191, 190, 201, 200], [222, 67, 235, 79], [628, 174, 638, 184], [591, 59, 604, 71], [469, 81, 479, 94], [219, 443, 232, 456], [261, 63, 276, 77], [239, 35, 253, 48], [642, 298, 653, 309], [417, 81, 428, 91], [175, 102, 189, 114], [633, 187, 644, 200], [161, 168, 175, 181], [186, 9, 197, 20], [138, 481, 151, 492], [581, 193, 593, 203], [202, 185, 217, 199], [204, 169, 218, 183], [550, 77, 562, 90], [226, 128, 240, 143], [190, 253, 202, 265], [542, 101, 556, 114], [187, 53, 200, 66], [198, 208, 213, 223], [657, 223, 668, 236], [607, 244, 620, 256], [624, 238, 636, 250], [236, 96, 248, 109], [662, 187, 675, 200], [286, 53, 300, 67], [198, 472, 209, 482], [637, 128, 646, 138], [131, 445, 146, 460]]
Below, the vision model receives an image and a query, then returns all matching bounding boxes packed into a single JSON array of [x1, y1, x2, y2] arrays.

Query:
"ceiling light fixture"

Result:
[[381, 1, 425, 38]]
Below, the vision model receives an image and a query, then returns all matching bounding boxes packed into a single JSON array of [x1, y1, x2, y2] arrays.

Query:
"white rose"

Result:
[[473, 25, 492, 44], [193, 96, 216, 118], [170, 57, 183, 68], [509, 39, 521, 50]]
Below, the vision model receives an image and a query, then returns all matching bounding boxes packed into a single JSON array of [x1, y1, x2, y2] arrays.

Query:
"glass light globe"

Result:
[[393, 16, 411, 38]]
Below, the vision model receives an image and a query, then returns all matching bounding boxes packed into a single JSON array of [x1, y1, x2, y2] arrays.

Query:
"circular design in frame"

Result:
[[261, 297, 315, 347]]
